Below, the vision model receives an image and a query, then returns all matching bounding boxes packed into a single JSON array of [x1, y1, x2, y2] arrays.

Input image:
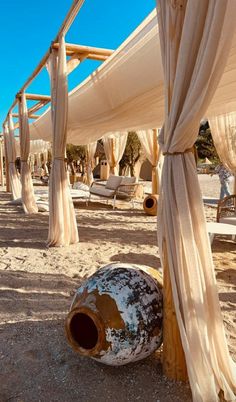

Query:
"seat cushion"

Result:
[[118, 176, 137, 194], [219, 216, 236, 226], [90, 186, 115, 197], [120, 176, 137, 185], [105, 175, 122, 190], [36, 201, 49, 212]]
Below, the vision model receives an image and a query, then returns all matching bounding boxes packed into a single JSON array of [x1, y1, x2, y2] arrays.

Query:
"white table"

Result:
[[206, 222, 236, 244]]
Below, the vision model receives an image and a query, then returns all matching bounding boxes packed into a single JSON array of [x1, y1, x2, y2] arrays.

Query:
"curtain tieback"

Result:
[[163, 147, 193, 156], [54, 157, 66, 161]]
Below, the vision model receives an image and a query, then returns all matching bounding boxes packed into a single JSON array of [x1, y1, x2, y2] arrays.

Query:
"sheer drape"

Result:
[[43, 150, 49, 175], [4, 117, 21, 200], [103, 132, 127, 175], [209, 110, 236, 193], [35, 153, 41, 172], [85, 141, 97, 186], [47, 35, 79, 246], [137, 129, 161, 194], [19, 94, 38, 213], [157, 1, 236, 401]]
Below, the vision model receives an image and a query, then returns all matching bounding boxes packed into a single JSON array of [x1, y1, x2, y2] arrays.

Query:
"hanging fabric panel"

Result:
[[103, 132, 127, 175], [18, 94, 38, 214], [137, 129, 161, 194], [157, 1, 236, 401], [4, 118, 21, 200], [85, 141, 97, 186], [47, 35, 79, 247], [209, 110, 236, 193]]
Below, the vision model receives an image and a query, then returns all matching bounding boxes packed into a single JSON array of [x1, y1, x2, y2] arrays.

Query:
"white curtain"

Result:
[[43, 150, 49, 175], [137, 129, 161, 194], [103, 132, 127, 175], [47, 35, 79, 247], [35, 153, 41, 172], [157, 1, 236, 401], [4, 119, 21, 200], [209, 110, 236, 193], [18, 94, 38, 213], [85, 141, 97, 186]]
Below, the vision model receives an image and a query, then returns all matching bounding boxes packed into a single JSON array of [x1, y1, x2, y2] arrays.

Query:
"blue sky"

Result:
[[0, 0, 155, 127]]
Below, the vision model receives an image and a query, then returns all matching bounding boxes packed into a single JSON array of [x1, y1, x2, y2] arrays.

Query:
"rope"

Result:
[[163, 147, 193, 156], [54, 157, 66, 161]]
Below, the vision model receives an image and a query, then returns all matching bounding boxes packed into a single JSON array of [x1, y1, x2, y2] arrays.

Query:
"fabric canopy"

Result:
[[14, 138, 51, 158], [29, 8, 236, 147], [29, 10, 164, 144]]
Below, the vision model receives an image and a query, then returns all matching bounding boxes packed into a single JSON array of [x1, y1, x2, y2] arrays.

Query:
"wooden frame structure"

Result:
[[3, 0, 114, 129], [2, 0, 186, 383]]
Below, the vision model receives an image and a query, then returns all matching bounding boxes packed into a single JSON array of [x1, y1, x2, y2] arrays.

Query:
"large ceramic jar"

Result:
[[65, 262, 163, 366]]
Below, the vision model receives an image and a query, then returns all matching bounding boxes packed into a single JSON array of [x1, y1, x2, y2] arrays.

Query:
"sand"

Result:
[[0, 174, 235, 402]]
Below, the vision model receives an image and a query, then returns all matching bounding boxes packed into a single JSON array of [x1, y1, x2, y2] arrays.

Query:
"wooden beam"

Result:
[[3, 0, 85, 125], [67, 53, 86, 74], [28, 100, 50, 114], [55, 0, 85, 40], [17, 93, 51, 102], [53, 42, 114, 57], [12, 113, 40, 120], [14, 122, 20, 130]]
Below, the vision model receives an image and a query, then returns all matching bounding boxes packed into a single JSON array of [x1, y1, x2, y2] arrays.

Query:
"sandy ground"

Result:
[[0, 174, 235, 402]]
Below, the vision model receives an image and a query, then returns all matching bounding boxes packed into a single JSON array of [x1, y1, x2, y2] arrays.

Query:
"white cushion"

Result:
[[73, 182, 89, 191], [120, 176, 136, 185], [105, 175, 122, 190], [90, 186, 115, 197], [36, 201, 49, 212], [219, 216, 236, 226]]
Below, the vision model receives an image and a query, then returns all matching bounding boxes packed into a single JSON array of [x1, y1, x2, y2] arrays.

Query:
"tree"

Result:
[[195, 121, 220, 163], [119, 132, 142, 176], [66, 144, 86, 174]]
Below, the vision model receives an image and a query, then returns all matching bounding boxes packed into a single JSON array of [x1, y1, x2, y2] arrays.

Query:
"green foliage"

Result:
[[66, 144, 87, 175], [119, 132, 141, 176], [66, 144, 86, 163], [196, 123, 220, 164]]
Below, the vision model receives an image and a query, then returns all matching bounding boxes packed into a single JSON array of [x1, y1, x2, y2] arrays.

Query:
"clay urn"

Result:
[[65, 262, 163, 366], [143, 194, 159, 216]]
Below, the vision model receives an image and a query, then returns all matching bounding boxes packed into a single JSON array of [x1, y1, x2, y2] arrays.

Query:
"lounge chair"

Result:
[[216, 194, 236, 226], [88, 175, 140, 209]]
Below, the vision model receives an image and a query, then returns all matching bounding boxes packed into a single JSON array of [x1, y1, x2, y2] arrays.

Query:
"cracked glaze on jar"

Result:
[[65, 263, 163, 366]]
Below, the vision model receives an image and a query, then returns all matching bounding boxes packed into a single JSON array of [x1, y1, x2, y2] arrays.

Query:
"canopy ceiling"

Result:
[[29, 9, 236, 145]]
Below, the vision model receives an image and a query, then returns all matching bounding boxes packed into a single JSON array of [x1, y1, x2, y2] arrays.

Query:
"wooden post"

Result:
[[109, 137, 116, 175], [3, 139, 10, 192], [152, 129, 158, 195], [162, 243, 188, 381]]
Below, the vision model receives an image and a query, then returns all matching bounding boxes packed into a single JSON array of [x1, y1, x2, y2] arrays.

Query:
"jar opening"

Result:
[[146, 198, 154, 209], [70, 312, 98, 350]]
